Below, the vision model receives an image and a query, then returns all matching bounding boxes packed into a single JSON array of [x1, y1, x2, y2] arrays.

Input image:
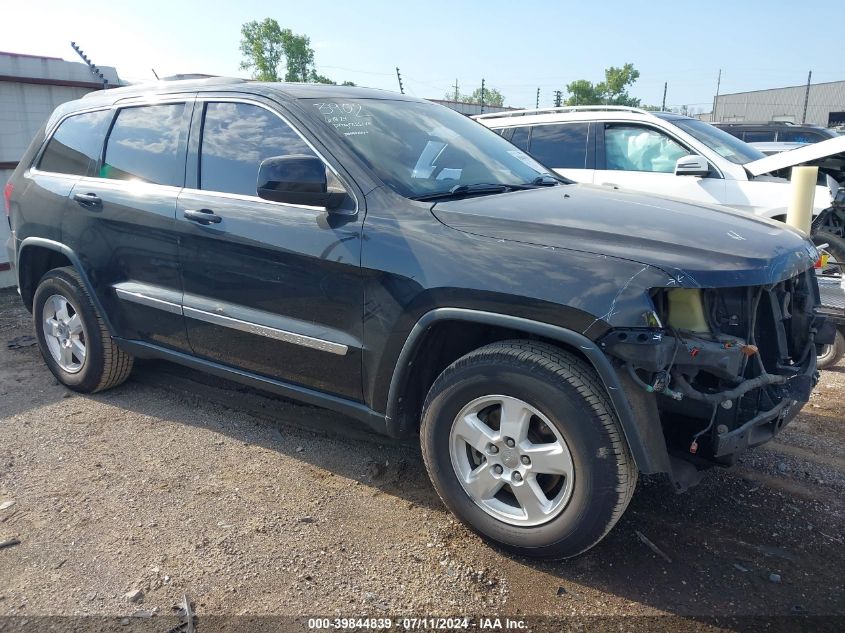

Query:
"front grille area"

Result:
[[602, 268, 821, 463]]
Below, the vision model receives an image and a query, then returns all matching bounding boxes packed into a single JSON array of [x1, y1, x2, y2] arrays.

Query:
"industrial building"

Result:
[[708, 79, 845, 128], [0, 51, 121, 282]]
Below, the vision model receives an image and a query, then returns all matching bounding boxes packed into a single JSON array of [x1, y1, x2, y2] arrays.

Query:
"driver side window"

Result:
[[604, 124, 689, 173], [199, 102, 320, 196]]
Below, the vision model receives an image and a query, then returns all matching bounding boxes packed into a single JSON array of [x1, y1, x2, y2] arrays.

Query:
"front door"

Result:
[[176, 99, 364, 401], [594, 122, 726, 205]]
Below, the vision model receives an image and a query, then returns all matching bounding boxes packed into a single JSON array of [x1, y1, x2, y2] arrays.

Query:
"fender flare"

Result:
[[385, 308, 671, 475], [17, 237, 117, 336]]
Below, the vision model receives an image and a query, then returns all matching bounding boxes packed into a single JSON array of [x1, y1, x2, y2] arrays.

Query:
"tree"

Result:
[[239, 18, 286, 81], [564, 63, 641, 107], [601, 63, 641, 106], [443, 86, 505, 107], [239, 18, 354, 85], [279, 30, 315, 82], [564, 79, 602, 106]]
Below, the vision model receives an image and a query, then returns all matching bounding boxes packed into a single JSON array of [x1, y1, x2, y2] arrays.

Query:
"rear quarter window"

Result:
[[37, 110, 111, 176]]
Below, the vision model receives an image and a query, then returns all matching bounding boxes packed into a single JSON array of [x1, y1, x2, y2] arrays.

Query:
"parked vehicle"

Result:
[[749, 141, 809, 156], [476, 106, 845, 272], [4, 80, 830, 558], [714, 122, 839, 145], [816, 274, 845, 368], [476, 106, 842, 221]]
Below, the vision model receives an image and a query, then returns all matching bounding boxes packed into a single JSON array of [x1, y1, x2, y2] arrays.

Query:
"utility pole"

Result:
[[536, 88, 540, 109], [395, 67, 404, 94], [480, 78, 485, 113], [711, 69, 721, 122], [554, 90, 562, 107], [661, 82, 667, 111], [802, 70, 812, 124], [454, 78, 459, 102], [70, 41, 109, 89]]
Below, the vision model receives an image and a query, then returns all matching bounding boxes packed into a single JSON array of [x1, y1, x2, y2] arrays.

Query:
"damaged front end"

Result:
[[600, 267, 824, 478]]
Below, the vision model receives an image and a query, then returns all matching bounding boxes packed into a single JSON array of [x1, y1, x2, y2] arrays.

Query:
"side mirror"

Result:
[[257, 155, 346, 210], [674, 155, 710, 177]]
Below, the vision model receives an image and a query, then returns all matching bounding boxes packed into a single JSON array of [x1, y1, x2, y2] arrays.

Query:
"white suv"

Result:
[[476, 106, 842, 222]]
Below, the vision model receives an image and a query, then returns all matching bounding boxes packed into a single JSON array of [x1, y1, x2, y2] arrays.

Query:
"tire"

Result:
[[420, 340, 637, 559], [818, 328, 845, 370], [32, 266, 133, 393], [812, 231, 845, 276]]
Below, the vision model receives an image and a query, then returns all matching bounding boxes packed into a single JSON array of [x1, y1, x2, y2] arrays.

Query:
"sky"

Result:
[[5, 0, 843, 113]]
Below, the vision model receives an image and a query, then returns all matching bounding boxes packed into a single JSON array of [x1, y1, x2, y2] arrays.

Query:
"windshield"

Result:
[[671, 118, 766, 165], [304, 99, 557, 198]]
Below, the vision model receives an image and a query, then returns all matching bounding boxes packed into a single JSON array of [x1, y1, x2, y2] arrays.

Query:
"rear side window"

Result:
[[102, 104, 185, 186], [37, 110, 111, 176], [199, 102, 317, 196], [779, 130, 823, 143], [743, 130, 776, 142], [509, 126, 530, 152], [529, 123, 589, 169]]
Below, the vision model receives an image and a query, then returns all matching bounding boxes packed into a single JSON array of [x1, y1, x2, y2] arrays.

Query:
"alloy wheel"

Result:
[[42, 294, 86, 373], [449, 395, 575, 526]]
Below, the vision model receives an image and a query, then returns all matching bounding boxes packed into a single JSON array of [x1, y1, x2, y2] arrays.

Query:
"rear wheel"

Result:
[[33, 267, 133, 392], [818, 328, 845, 370], [420, 340, 637, 559]]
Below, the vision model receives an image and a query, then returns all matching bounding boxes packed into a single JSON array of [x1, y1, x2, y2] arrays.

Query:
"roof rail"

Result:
[[474, 105, 657, 120]]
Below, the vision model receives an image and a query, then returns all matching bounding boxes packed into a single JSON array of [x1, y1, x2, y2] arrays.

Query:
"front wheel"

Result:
[[818, 328, 845, 370], [33, 266, 134, 392], [420, 340, 637, 559]]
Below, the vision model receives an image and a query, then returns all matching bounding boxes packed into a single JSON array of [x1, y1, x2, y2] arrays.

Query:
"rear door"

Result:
[[527, 122, 595, 183], [63, 98, 193, 351], [25, 109, 111, 249], [594, 122, 726, 204], [176, 97, 364, 400]]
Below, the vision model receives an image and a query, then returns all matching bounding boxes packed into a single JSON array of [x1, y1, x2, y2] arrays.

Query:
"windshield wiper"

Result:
[[411, 183, 517, 202]]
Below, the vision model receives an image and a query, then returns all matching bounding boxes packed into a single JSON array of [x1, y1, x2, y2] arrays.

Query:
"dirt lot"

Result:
[[1, 287, 844, 631]]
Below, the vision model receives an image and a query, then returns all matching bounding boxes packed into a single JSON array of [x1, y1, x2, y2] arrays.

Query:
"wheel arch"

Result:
[[384, 308, 671, 475], [17, 238, 116, 335]]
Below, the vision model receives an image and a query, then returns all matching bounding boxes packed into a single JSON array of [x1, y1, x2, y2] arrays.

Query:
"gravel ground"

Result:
[[1, 287, 843, 631]]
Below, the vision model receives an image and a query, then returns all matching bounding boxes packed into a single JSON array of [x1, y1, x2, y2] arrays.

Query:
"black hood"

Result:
[[431, 184, 818, 287]]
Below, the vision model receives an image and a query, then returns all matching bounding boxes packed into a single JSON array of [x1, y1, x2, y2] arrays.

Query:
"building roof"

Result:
[[718, 78, 845, 98]]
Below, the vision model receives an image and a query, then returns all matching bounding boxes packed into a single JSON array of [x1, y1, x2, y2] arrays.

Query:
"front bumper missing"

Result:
[[712, 352, 816, 458]]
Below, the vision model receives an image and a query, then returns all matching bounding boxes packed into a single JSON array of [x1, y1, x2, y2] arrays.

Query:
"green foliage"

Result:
[[309, 70, 335, 85], [563, 79, 602, 106], [239, 18, 354, 86], [239, 18, 285, 82], [565, 63, 641, 107], [280, 30, 315, 82], [443, 86, 505, 107]]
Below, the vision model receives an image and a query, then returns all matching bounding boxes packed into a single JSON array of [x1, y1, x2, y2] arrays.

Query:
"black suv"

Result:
[[4, 79, 827, 558], [714, 122, 838, 144]]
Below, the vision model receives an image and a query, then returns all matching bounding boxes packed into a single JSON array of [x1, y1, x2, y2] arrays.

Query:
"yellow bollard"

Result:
[[786, 166, 818, 234]]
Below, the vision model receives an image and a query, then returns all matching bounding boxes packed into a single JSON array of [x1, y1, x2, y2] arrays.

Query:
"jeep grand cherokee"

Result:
[[3, 79, 827, 558]]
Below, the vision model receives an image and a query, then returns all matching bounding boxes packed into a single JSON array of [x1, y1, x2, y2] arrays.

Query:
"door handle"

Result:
[[601, 183, 621, 190], [73, 192, 102, 208], [183, 208, 222, 224]]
